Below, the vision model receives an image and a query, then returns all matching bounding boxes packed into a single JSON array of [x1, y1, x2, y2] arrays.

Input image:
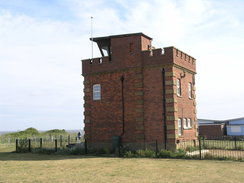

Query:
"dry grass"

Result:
[[0, 146, 244, 183]]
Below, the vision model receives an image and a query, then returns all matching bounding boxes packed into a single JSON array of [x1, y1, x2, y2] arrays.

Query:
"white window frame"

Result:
[[177, 78, 181, 96], [93, 84, 101, 100], [178, 118, 182, 136], [183, 118, 187, 129], [188, 82, 192, 99]]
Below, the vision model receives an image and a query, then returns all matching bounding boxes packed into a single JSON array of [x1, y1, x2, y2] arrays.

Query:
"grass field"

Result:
[[0, 145, 244, 183]]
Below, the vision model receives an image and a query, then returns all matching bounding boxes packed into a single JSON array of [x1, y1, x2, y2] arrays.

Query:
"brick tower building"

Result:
[[82, 33, 197, 150]]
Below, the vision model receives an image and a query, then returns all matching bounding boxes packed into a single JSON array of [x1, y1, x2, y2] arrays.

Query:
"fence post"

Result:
[[193, 139, 196, 147], [16, 139, 18, 152], [40, 138, 43, 149], [198, 137, 202, 160], [55, 139, 58, 152], [155, 140, 158, 158], [68, 135, 71, 145], [85, 139, 88, 154], [60, 135, 62, 147], [28, 139, 31, 152], [234, 137, 237, 150]]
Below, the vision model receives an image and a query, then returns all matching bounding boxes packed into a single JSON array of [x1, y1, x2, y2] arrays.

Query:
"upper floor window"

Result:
[[178, 118, 182, 136], [187, 118, 192, 128], [183, 118, 187, 129], [176, 79, 181, 96], [93, 84, 101, 100], [188, 82, 192, 99]]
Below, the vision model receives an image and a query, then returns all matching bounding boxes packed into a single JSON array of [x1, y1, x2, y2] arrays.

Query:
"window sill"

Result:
[[183, 127, 193, 130]]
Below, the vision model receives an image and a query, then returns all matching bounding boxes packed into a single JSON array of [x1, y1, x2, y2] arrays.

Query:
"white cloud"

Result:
[[0, 10, 85, 130]]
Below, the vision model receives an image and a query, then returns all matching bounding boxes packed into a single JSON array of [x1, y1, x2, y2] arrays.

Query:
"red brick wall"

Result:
[[82, 33, 197, 150], [174, 67, 197, 141], [143, 68, 165, 148], [199, 125, 225, 139]]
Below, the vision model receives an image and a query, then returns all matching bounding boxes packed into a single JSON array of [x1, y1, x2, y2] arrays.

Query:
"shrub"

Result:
[[124, 151, 135, 158], [157, 149, 186, 159], [136, 149, 155, 158], [185, 146, 198, 152], [158, 150, 171, 158], [96, 147, 111, 155], [17, 138, 29, 153]]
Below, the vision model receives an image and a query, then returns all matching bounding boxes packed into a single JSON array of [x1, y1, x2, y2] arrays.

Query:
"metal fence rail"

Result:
[[179, 137, 244, 161], [3, 135, 244, 161], [15, 135, 83, 152]]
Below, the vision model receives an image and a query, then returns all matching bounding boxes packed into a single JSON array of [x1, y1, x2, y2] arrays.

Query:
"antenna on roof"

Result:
[[91, 16, 93, 61]]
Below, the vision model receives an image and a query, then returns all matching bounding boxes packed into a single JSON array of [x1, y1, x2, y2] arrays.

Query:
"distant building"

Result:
[[226, 118, 244, 136], [198, 117, 244, 139], [82, 33, 197, 150]]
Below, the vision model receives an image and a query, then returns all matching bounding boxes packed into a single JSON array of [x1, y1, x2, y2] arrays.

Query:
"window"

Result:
[[188, 82, 192, 99], [183, 118, 187, 129], [93, 84, 101, 100], [187, 118, 192, 128], [129, 43, 134, 52], [176, 79, 181, 96], [178, 118, 182, 136], [101, 46, 109, 57]]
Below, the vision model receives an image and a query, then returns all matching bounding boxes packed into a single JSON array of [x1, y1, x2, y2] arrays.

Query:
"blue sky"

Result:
[[0, 0, 244, 131]]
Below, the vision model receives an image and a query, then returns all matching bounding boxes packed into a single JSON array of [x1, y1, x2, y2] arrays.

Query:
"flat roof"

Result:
[[199, 117, 244, 122], [90, 32, 152, 42]]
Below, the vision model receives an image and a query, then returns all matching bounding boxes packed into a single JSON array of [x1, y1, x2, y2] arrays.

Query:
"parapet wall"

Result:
[[82, 47, 196, 75], [142, 47, 196, 73]]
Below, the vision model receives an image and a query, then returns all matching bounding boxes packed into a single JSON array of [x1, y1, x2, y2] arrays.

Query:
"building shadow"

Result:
[[0, 152, 115, 161]]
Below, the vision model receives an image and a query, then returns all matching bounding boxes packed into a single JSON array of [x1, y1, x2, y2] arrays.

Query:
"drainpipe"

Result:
[[120, 75, 125, 136], [162, 68, 167, 149]]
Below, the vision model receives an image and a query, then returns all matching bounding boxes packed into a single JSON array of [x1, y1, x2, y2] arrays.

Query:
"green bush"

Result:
[[157, 149, 186, 159], [136, 149, 156, 158], [17, 138, 29, 153], [96, 148, 111, 155], [185, 146, 198, 152], [124, 151, 135, 158], [158, 150, 171, 158]]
